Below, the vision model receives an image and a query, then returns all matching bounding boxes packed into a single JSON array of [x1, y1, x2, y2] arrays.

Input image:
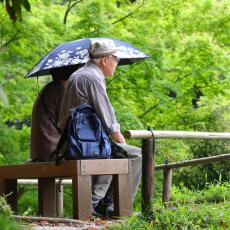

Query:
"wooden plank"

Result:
[[72, 174, 91, 220], [0, 161, 78, 179], [80, 159, 128, 175], [38, 178, 56, 217], [113, 174, 132, 217], [0, 159, 129, 178]]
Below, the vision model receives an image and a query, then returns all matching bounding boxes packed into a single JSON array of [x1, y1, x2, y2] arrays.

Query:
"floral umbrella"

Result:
[[25, 37, 149, 78]]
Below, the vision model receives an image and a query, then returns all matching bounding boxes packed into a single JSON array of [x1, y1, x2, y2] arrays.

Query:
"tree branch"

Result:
[[112, 0, 145, 25], [0, 30, 20, 51], [63, 0, 84, 25], [112, 11, 136, 25], [138, 103, 159, 119], [107, 86, 147, 91]]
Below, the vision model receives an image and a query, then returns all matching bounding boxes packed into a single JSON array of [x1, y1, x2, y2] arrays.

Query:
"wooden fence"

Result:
[[155, 153, 230, 204], [124, 130, 230, 215], [17, 130, 230, 217]]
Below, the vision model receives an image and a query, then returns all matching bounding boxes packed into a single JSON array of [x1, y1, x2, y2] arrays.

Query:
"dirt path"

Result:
[[14, 215, 124, 230]]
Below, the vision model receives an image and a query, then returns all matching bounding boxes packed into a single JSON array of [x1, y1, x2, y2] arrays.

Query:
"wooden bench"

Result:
[[0, 159, 132, 220]]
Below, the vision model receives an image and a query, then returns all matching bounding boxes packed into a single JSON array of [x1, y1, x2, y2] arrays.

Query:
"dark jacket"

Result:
[[30, 81, 64, 161]]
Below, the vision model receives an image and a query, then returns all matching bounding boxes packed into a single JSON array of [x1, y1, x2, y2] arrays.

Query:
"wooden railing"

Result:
[[155, 153, 230, 203], [124, 130, 230, 215], [17, 130, 230, 217]]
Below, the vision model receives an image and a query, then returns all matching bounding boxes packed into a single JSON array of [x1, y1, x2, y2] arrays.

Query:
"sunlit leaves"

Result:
[[0, 0, 229, 188]]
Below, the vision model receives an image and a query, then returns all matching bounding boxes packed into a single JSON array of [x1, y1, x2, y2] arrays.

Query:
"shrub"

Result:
[[0, 195, 13, 216], [0, 214, 24, 230]]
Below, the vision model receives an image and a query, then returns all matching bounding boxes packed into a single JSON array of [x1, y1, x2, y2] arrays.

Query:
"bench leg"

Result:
[[38, 178, 56, 217], [72, 175, 91, 220], [0, 179, 17, 214], [0, 179, 5, 196], [113, 174, 133, 217]]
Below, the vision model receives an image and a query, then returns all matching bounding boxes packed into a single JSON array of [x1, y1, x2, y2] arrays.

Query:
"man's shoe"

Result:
[[106, 204, 114, 217], [95, 201, 114, 218], [92, 205, 105, 218]]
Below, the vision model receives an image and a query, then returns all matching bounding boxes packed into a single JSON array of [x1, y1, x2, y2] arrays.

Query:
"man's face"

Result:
[[101, 55, 119, 77]]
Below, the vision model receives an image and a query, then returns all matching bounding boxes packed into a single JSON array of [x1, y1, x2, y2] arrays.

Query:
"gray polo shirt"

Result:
[[58, 62, 120, 134]]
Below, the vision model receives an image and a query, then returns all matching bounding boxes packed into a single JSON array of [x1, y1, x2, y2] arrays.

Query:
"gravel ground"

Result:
[[15, 216, 124, 230]]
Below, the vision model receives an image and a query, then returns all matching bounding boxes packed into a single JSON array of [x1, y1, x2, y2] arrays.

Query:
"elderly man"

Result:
[[59, 40, 142, 217]]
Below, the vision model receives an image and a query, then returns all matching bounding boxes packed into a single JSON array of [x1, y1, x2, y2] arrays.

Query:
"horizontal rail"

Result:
[[18, 179, 72, 185], [18, 154, 230, 184], [155, 153, 230, 170], [124, 130, 230, 139]]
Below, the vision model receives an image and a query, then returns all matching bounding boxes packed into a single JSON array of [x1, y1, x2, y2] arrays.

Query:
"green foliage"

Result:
[[17, 187, 37, 216], [170, 182, 230, 205], [63, 187, 73, 217], [0, 196, 24, 228], [0, 86, 9, 106], [73, 0, 110, 37], [0, 214, 24, 230], [0, 195, 13, 216], [17, 186, 73, 217], [175, 139, 230, 189], [16, 181, 230, 229], [111, 182, 230, 229], [0, 124, 30, 164]]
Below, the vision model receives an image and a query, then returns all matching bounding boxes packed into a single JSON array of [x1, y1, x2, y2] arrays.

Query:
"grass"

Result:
[[13, 182, 230, 229], [0, 194, 13, 216], [0, 195, 27, 229], [0, 214, 25, 230], [110, 182, 230, 229]]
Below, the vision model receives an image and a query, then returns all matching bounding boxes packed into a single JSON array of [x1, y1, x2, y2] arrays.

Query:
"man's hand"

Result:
[[111, 132, 126, 143]]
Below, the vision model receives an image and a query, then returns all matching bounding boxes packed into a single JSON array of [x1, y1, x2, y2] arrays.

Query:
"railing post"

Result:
[[142, 138, 155, 215], [162, 168, 172, 204], [56, 183, 64, 217]]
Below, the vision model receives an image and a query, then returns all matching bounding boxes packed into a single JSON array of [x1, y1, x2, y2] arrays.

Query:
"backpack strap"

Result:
[[41, 94, 62, 133], [49, 116, 70, 165]]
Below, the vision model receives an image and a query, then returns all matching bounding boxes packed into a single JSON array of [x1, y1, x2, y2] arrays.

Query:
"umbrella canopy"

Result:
[[25, 37, 149, 78]]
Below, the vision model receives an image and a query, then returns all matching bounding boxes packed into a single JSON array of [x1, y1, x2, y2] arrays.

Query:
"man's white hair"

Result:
[[90, 57, 103, 65]]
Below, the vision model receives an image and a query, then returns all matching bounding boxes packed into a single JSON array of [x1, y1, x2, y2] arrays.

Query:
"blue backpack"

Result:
[[51, 104, 111, 163]]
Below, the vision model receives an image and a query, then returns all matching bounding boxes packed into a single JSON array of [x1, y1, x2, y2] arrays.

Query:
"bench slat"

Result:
[[0, 161, 78, 179], [80, 159, 129, 175], [0, 159, 130, 179]]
